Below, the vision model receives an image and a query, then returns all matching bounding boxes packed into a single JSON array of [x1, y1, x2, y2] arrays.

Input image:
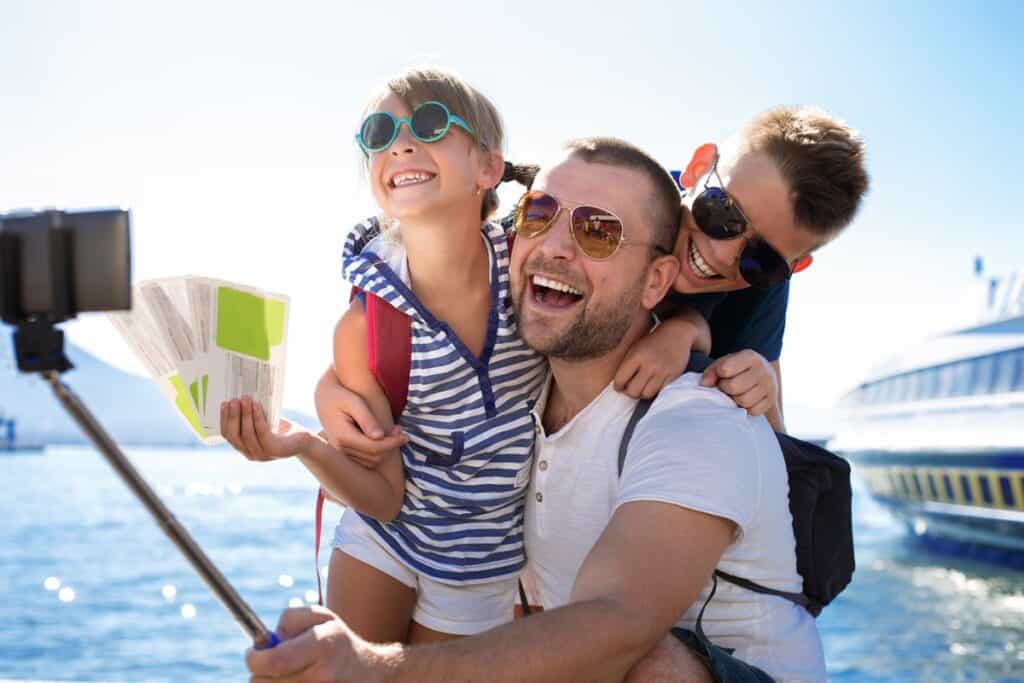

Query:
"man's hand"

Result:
[[699, 350, 778, 417], [220, 397, 316, 462], [246, 606, 400, 683], [315, 369, 407, 469]]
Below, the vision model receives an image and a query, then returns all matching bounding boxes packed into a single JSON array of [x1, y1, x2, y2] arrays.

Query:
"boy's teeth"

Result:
[[532, 275, 582, 296], [688, 241, 720, 278]]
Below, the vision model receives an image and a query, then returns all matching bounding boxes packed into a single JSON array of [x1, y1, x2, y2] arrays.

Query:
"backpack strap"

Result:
[[615, 371, 815, 615], [314, 286, 413, 605]]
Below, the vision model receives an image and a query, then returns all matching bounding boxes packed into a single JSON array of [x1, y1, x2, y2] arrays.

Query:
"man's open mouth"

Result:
[[529, 274, 584, 308], [687, 239, 724, 280]]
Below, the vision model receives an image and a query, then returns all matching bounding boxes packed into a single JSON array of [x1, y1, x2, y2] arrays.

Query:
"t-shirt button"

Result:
[[538, 460, 548, 471], [535, 491, 544, 503]]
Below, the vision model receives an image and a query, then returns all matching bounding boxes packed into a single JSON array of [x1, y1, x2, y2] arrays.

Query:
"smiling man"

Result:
[[245, 137, 827, 683]]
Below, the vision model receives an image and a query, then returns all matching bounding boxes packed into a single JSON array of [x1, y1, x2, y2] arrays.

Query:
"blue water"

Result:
[[1, 448, 1022, 682]]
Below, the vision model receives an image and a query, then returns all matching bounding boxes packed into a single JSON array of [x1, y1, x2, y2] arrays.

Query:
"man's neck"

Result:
[[542, 316, 652, 434]]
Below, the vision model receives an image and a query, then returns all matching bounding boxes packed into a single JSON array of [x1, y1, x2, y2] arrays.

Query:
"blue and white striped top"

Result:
[[341, 217, 548, 585]]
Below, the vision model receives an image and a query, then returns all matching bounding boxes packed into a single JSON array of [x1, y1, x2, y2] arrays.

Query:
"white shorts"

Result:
[[331, 510, 517, 635]]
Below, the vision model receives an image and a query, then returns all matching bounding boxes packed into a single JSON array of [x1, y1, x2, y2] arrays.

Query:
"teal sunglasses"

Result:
[[355, 100, 475, 153]]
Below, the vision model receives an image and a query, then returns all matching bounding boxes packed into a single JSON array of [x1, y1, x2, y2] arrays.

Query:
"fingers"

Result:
[[246, 629, 319, 680], [276, 605, 338, 640], [221, 400, 251, 458], [239, 397, 266, 460], [613, 353, 642, 392], [341, 392, 387, 440], [328, 420, 407, 455], [717, 370, 758, 398], [731, 386, 770, 412], [699, 361, 721, 387]]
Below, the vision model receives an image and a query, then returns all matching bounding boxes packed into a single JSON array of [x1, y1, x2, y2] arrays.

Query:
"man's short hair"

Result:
[[563, 137, 680, 256], [738, 106, 869, 238]]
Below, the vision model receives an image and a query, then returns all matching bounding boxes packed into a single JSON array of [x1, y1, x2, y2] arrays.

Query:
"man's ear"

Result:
[[642, 253, 681, 310], [792, 255, 813, 274]]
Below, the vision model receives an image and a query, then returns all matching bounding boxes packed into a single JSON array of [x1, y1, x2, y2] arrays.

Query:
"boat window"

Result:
[[890, 376, 906, 403], [942, 474, 955, 501], [974, 355, 996, 394], [979, 476, 994, 506], [959, 474, 974, 503], [999, 476, 1015, 507], [993, 352, 1016, 393], [924, 368, 940, 399], [952, 361, 973, 397], [938, 364, 956, 398], [1014, 349, 1024, 391]]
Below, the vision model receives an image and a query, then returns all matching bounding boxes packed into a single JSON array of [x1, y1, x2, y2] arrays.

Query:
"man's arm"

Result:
[[247, 502, 733, 683]]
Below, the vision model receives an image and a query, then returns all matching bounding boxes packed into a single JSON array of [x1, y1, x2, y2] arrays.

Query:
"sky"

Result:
[[1, 0, 1022, 436]]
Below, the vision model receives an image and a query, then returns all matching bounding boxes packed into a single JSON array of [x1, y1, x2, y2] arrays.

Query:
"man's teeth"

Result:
[[532, 275, 582, 296], [688, 241, 721, 278], [392, 172, 434, 187]]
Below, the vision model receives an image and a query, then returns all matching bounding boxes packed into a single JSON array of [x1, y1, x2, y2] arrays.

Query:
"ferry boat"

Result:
[[830, 271, 1024, 565]]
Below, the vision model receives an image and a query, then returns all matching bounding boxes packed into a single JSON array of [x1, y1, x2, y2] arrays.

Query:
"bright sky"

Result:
[[2, 1, 1022, 436]]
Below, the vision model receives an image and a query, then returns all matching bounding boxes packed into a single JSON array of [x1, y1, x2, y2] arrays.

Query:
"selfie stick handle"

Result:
[[41, 370, 279, 650]]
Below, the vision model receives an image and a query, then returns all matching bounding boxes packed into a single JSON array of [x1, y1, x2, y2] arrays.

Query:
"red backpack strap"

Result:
[[314, 286, 412, 605]]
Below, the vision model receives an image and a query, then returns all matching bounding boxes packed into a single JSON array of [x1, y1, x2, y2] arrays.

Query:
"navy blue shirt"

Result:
[[664, 280, 789, 362]]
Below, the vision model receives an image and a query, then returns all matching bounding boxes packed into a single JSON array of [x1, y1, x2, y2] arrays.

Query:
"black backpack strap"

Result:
[[714, 569, 819, 615], [618, 398, 653, 477], [615, 378, 821, 617], [517, 578, 532, 617]]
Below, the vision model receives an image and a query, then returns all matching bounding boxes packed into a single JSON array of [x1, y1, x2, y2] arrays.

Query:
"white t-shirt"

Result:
[[524, 373, 826, 683]]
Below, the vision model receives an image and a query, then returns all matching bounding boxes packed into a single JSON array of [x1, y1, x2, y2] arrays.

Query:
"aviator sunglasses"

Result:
[[678, 145, 797, 289], [356, 100, 475, 153], [513, 190, 669, 260]]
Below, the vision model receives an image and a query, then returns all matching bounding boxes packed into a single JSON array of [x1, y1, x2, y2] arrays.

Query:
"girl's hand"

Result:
[[315, 370, 408, 469], [614, 318, 697, 399], [220, 396, 316, 462], [700, 350, 778, 417]]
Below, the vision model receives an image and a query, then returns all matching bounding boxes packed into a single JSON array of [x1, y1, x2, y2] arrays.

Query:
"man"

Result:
[[237, 134, 839, 682]]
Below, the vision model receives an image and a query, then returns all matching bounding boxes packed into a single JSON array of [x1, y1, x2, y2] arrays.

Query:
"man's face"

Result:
[[510, 156, 663, 360], [673, 152, 823, 293]]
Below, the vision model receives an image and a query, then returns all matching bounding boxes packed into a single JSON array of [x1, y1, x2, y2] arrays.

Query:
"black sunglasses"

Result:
[[689, 157, 793, 289]]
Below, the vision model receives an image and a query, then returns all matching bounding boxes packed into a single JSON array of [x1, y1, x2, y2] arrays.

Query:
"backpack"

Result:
[[617, 352, 855, 617]]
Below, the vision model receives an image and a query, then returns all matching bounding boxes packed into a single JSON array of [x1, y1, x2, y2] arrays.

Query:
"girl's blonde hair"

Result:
[[363, 67, 507, 219]]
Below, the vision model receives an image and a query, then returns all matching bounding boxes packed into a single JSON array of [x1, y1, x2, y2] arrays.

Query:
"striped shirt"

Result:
[[341, 217, 548, 584]]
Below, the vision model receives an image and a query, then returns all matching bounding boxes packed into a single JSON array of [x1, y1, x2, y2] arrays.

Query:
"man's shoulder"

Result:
[[636, 374, 777, 458]]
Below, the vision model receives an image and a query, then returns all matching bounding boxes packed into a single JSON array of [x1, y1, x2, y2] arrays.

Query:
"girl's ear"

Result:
[[479, 150, 505, 189], [792, 255, 813, 274]]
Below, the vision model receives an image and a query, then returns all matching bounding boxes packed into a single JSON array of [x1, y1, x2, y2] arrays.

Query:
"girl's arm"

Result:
[[301, 303, 406, 522]]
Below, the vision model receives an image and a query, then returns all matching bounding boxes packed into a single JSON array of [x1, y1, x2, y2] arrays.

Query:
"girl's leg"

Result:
[[327, 548, 417, 644]]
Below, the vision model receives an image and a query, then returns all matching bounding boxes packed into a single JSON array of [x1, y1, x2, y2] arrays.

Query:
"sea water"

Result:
[[1, 448, 1021, 682]]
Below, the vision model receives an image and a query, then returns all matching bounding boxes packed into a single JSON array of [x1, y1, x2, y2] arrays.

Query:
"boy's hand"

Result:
[[220, 397, 316, 461], [614, 318, 695, 399], [700, 350, 778, 417], [315, 374, 408, 469]]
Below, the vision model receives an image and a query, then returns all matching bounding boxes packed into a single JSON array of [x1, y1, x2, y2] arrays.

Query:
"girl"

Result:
[[226, 67, 547, 644]]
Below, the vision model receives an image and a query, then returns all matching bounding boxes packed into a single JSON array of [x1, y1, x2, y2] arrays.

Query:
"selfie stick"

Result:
[[1, 214, 277, 650], [39, 364, 280, 649]]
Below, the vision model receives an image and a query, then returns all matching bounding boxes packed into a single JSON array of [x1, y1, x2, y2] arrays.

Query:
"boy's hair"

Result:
[[737, 106, 868, 238], [364, 67, 507, 219], [563, 137, 681, 256]]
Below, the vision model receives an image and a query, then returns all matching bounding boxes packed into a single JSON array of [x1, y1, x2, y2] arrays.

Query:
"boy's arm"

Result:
[[614, 307, 711, 398], [768, 359, 785, 432]]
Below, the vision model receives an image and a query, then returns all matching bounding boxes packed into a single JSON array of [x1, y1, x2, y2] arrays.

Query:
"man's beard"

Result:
[[515, 272, 647, 361]]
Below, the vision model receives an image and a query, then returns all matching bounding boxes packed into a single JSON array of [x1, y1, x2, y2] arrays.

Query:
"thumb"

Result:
[[700, 360, 721, 387], [344, 396, 386, 439], [275, 605, 338, 640], [276, 418, 295, 435]]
